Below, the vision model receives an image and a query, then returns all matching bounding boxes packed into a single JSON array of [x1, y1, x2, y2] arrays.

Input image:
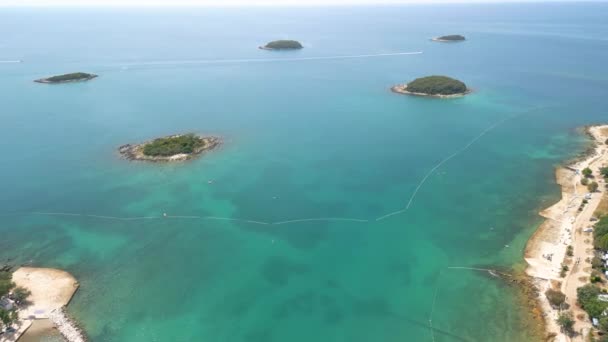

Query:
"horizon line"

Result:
[[1, 0, 607, 7]]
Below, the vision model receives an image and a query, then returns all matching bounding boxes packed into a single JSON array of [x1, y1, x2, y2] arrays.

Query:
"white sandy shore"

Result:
[[525, 125, 608, 342], [0, 267, 86, 342]]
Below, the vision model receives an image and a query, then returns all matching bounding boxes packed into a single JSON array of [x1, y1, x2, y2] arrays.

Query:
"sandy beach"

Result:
[[0, 267, 85, 342], [525, 125, 608, 341]]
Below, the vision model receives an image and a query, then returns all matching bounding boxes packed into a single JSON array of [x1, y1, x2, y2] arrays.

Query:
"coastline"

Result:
[[525, 125, 608, 341], [5, 267, 87, 342], [390, 84, 471, 98]]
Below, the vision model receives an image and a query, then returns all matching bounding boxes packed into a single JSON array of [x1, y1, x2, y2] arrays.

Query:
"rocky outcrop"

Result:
[[118, 135, 222, 162], [49, 307, 88, 342]]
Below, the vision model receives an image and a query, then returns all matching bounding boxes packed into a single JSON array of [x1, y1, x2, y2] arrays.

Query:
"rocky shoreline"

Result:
[[391, 84, 471, 98], [118, 135, 222, 162], [49, 307, 88, 342]]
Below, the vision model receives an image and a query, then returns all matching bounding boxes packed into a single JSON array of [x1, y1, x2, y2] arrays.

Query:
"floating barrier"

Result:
[[5, 107, 543, 229], [272, 217, 369, 225]]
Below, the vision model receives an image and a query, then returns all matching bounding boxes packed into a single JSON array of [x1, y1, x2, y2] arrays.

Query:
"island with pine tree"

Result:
[[391, 76, 470, 98], [432, 35, 466, 42], [34, 72, 98, 84], [259, 40, 303, 50]]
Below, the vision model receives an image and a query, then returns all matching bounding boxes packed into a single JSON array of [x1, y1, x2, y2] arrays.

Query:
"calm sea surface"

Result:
[[1, 3, 607, 341]]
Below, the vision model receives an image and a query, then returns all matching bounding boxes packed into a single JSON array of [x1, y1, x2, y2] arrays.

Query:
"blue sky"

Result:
[[0, 0, 598, 6]]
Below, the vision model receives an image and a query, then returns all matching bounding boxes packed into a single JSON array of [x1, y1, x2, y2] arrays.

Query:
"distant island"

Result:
[[432, 35, 466, 42], [391, 76, 470, 98], [259, 40, 303, 50], [119, 133, 221, 162], [34, 72, 98, 84]]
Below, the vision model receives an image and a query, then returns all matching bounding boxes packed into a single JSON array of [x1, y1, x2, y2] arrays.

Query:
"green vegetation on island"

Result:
[[119, 133, 222, 162], [261, 40, 303, 50], [142, 134, 205, 157], [396, 75, 468, 96], [35, 72, 98, 84], [434, 34, 466, 42]]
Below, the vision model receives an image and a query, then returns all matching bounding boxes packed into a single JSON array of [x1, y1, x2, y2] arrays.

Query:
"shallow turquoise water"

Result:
[[1, 3, 608, 341]]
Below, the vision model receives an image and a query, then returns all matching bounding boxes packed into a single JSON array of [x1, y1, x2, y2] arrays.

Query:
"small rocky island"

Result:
[[392, 76, 470, 98], [259, 40, 303, 50], [119, 133, 221, 162], [432, 35, 466, 42], [35, 72, 98, 84]]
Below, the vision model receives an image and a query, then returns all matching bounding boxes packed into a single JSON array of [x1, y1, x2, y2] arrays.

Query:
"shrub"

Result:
[[12, 286, 31, 303], [592, 255, 604, 269], [556, 311, 575, 335], [600, 167, 608, 178], [582, 178, 590, 186], [577, 284, 608, 318], [0, 308, 18, 328], [583, 167, 593, 178], [567, 245, 574, 257], [591, 271, 603, 283], [589, 181, 599, 192], [594, 217, 608, 250], [600, 317, 608, 332], [546, 288, 566, 308], [596, 234, 608, 250], [0, 271, 14, 298]]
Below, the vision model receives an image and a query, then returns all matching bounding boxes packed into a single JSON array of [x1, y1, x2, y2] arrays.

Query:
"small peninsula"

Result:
[[34, 72, 98, 84], [391, 75, 470, 98], [432, 34, 466, 42], [0, 266, 86, 342], [259, 40, 303, 50], [119, 133, 221, 162]]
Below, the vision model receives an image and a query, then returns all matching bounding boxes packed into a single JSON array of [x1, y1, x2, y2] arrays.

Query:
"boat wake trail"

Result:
[[120, 51, 423, 68], [0, 60, 21, 64]]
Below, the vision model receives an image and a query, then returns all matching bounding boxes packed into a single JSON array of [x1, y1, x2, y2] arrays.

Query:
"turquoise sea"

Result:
[[1, 3, 608, 341]]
